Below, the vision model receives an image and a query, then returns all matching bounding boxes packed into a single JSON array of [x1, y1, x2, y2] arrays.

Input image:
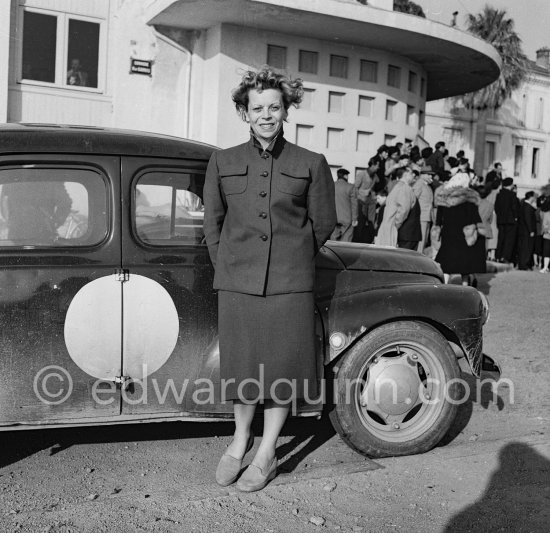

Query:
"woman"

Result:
[[540, 198, 550, 273], [203, 67, 336, 492], [484, 177, 501, 261], [477, 184, 494, 256], [534, 195, 547, 269], [374, 167, 419, 248], [434, 172, 486, 286]]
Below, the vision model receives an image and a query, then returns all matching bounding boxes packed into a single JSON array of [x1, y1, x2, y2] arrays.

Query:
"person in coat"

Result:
[[485, 162, 503, 185], [540, 200, 550, 273], [434, 174, 486, 286], [371, 144, 389, 193], [204, 66, 336, 492], [425, 141, 446, 181], [494, 177, 519, 263], [477, 184, 494, 256], [412, 168, 434, 253], [375, 167, 419, 248], [517, 191, 538, 270], [331, 168, 357, 242], [353, 160, 377, 243]]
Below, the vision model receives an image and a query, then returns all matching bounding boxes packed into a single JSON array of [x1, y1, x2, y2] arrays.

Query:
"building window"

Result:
[[385, 100, 397, 121], [299, 50, 318, 74], [300, 88, 315, 110], [22, 11, 57, 83], [532, 147, 540, 178], [330, 55, 348, 78], [406, 105, 415, 126], [328, 92, 345, 113], [296, 124, 313, 147], [21, 8, 102, 89], [419, 110, 425, 132], [358, 95, 375, 117], [521, 94, 527, 125], [420, 77, 426, 97], [387, 65, 401, 88], [356, 131, 373, 153], [267, 44, 287, 69], [327, 128, 344, 150], [360, 60, 378, 83], [537, 98, 544, 129], [514, 145, 523, 176], [384, 134, 396, 146], [484, 141, 496, 170], [408, 71, 417, 93]]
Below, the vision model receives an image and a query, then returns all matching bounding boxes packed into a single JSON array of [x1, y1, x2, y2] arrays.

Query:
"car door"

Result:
[[0, 154, 122, 425], [119, 157, 224, 416]]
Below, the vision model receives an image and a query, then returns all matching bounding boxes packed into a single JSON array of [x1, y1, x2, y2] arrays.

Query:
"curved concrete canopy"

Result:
[[146, 0, 501, 101]]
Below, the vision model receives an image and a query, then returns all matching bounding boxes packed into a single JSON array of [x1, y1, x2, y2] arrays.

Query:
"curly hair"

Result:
[[231, 66, 303, 121]]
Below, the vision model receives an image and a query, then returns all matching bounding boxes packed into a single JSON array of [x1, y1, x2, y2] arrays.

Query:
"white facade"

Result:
[[425, 56, 550, 195], [4, 0, 500, 181], [189, 23, 427, 179]]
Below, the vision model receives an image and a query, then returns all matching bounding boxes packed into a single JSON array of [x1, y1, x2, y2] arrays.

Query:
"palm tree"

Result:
[[393, 0, 425, 17], [461, 6, 528, 175]]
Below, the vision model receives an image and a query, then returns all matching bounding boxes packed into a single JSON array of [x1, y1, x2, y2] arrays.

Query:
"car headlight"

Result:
[[478, 290, 490, 325], [330, 331, 348, 351]]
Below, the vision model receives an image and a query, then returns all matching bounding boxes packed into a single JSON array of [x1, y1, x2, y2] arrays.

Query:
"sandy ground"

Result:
[[0, 270, 549, 532]]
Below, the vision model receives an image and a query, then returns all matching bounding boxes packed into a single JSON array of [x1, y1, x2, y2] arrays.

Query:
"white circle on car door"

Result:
[[64, 275, 179, 380], [122, 274, 179, 379]]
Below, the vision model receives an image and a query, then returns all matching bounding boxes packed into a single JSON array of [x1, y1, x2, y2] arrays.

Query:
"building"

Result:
[[1, 0, 500, 180], [425, 48, 550, 195]]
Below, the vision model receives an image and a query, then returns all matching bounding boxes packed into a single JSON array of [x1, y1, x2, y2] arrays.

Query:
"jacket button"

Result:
[[260, 234, 268, 241], [259, 212, 267, 219], [261, 153, 269, 159], [259, 191, 267, 197], [261, 171, 269, 177]]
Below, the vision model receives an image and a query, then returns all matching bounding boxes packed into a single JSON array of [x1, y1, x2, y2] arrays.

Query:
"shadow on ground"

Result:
[[444, 442, 550, 532], [0, 412, 366, 474], [438, 367, 505, 448]]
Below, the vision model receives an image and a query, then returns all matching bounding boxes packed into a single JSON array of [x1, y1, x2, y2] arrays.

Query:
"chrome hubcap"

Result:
[[355, 342, 446, 443]]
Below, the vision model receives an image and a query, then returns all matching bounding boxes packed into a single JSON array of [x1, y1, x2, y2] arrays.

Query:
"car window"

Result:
[[0, 167, 108, 248], [134, 170, 205, 246]]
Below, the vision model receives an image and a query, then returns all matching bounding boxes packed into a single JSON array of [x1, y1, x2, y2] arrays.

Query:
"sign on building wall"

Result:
[[130, 59, 153, 76]]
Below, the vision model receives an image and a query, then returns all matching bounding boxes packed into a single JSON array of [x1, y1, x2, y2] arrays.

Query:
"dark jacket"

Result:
[[334, 177, 358, 225], [425, 150, 445, 179], [519, 201, 537, 234], [398, 199, 421, 242], [204, 134, 336, 296], [494, 188, 519, 225]]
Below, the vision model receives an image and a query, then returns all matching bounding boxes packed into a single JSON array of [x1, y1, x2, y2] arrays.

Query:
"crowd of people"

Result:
[[331, 141, 550, 285]]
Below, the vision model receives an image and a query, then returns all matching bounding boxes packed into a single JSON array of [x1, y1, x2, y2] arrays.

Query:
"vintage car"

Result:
[[0, 124, 495, 458]]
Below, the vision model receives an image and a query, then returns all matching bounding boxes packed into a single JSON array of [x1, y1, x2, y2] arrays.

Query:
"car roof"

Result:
[[0, 123, 217, 161]]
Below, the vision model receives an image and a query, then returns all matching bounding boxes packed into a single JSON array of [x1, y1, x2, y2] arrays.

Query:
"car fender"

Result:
[[322, 282, 485, 376]]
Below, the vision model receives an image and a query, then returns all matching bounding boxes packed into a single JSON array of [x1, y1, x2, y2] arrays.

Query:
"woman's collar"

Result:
[[250, 127, 284, 152]]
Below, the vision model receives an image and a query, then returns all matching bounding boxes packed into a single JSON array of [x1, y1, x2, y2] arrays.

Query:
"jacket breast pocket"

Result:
[[277, 166, 310, 196], [220, 166, 248, 195]]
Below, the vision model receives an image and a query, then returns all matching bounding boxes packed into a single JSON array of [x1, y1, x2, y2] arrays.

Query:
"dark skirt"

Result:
[[218, 290, 318, 403]]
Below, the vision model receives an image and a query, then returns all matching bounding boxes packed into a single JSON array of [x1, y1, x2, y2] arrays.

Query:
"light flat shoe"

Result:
[[236, 456, 278, 492], [215, 432, 254, 487]]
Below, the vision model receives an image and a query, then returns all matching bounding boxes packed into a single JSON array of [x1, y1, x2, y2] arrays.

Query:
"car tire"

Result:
[[329, 320, 461, 458]]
